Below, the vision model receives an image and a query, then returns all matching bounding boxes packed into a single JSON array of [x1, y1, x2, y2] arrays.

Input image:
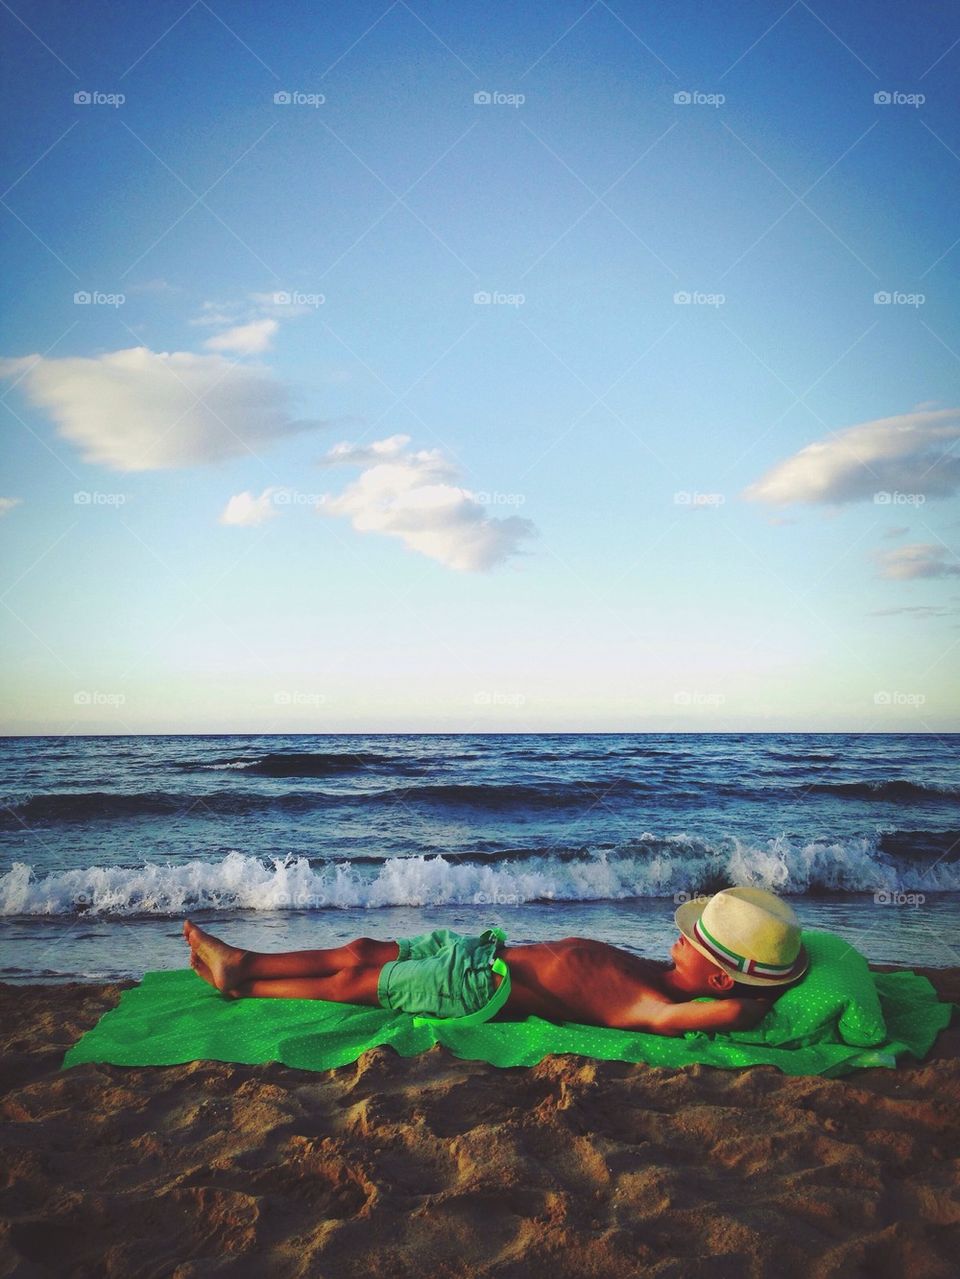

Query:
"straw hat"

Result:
[[674, 886, 808, 987]]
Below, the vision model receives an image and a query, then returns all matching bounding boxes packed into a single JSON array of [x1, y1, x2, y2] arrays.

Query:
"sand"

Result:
[[0, 967, 957, 1279]]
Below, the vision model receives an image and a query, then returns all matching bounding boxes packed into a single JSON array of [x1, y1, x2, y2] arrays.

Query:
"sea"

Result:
[[1, 732, 958, 983]]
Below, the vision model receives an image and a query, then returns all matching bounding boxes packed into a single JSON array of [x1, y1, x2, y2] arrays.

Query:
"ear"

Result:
[[706, 968, 735, 994]]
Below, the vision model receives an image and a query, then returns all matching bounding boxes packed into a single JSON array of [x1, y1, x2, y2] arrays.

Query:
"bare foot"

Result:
[[186, 921, 248, 994], [190, 950, 217, 989]]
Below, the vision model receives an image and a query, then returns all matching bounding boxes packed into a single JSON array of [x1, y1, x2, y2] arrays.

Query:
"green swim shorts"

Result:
[[377, 926, 508, 1021]]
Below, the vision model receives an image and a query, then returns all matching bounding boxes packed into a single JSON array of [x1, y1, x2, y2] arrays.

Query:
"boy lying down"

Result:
[[184, 886, 808, 1037]]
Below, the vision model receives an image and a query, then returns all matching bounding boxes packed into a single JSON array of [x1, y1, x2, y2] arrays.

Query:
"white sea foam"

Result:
[[0, 836, 955, 917]]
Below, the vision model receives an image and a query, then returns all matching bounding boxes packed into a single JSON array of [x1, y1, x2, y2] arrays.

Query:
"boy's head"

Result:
[[670, 886, 808, 999]]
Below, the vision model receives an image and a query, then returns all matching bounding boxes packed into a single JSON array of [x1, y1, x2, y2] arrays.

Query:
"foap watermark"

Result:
[[674, 90, 725, 107], [673, 891, 711, 906], [873, 490, 925, 506], [874, 90, 925, 108], [673, 490, 725, 507], [274, 90, 325, 107], [874, 291, 925, 307], [474, 691, 526, 707], [874, 889, 925, 907], [273, 488, 326, 508], [674, 290, 725, 307], [273, 290, 324, 307], [73, 690, 126, 707], [674, 690, 726, 706], [473, 90, 525, 108], [474, 889, 522, 907], [74, 90, 125, 108], [474, 490, 526, 507], [74, 290, 125, 308], [474, 290, 525, 307], [274, 690, 326, 707], [74, 491, 127, 506], [873, 690, 926, 706], [270, 891, 328, 909]]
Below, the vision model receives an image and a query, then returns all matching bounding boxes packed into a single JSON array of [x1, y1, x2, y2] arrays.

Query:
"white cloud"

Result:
[[248, 291, 319, 319], [319, 437, 537, 572], [319, 434, 411, 466], [0, 346, 325, 471], [219, 488, 281, 526], [743, 408, 960, 506], [876, 543, 960, 580], [203, 318, 278, 355], [190, 300, 242, 328], [0, 497, 22, 517]]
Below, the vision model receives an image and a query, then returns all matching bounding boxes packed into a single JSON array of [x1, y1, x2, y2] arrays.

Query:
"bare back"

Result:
[[496, 937, 672, 1025]]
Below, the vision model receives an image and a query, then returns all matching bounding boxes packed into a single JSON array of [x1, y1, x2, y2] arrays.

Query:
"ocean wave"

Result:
[[0, 791, 317, 822], [0, 778, 661, 824], [807, 780, 960, 803], [378, 780, 657, 806], [2, 833, 956, 917], [178, 751, 422, 776], [877, 829, 960, 859]]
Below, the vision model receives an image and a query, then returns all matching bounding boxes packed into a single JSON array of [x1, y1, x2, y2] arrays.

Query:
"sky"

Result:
[[1, 0, 959, 734]]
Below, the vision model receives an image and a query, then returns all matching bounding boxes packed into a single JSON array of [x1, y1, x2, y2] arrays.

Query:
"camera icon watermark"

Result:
[[873, 690, 926, 706], [873, 291, 925, 307], [674, 290, 725, 307], [73, 690, 126, 707], [272, 488, 326, 508], [273, 90, 325, 107], [272, 290, 324, 307], [272, 890, 328, 908], [73, 291, 125, 308], [873, 490, 925, 506], [473, 290, 526, 307], [274, 690, 326, 706], [473, 889, 522, 906], [474, 490, 526, 506], [74, 90, 125, 108], [74, 491, 127, 506], [873, 889, 925, 907], [674, 90, 725, 107], [474, 690, 527, 707], [673, 490, 725, 507], [473, 90, 525, 108], [873, 90, 924, 108], [673, 690, 726, 706]]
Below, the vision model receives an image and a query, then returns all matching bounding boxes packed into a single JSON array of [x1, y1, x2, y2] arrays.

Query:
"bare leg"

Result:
[[229, 965, 383, 1005], [183, 920, 399, 991]]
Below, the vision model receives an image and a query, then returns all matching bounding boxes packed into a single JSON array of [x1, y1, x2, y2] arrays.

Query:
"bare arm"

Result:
[[608, 994, 773, 1037]]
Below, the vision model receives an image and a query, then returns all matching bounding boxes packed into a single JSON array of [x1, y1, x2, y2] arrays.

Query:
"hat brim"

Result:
[[674, 897, 809, 987]]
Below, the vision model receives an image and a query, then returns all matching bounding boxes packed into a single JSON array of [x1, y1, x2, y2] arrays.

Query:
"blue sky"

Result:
[[1, 0, 959, 733]]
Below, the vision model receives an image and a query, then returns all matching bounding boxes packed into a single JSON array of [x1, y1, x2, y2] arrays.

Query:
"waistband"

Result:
[[412, 926, 511, 1028]]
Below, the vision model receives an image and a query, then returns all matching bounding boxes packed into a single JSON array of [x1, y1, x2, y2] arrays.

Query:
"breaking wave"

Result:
[[3, 832, 957, 917]]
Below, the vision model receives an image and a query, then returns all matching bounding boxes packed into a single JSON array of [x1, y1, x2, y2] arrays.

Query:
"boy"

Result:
[[183, 885, 808, 1037]]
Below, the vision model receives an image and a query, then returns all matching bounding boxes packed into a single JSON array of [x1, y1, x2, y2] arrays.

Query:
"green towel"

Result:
[[61, 929, 955, 1079]]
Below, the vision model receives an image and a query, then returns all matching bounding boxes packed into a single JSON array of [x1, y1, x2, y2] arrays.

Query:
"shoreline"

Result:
[[1, 967, 957, 1276]]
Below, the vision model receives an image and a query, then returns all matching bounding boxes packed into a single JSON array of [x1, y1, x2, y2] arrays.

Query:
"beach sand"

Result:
[[1, 968, 957, 1278]]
